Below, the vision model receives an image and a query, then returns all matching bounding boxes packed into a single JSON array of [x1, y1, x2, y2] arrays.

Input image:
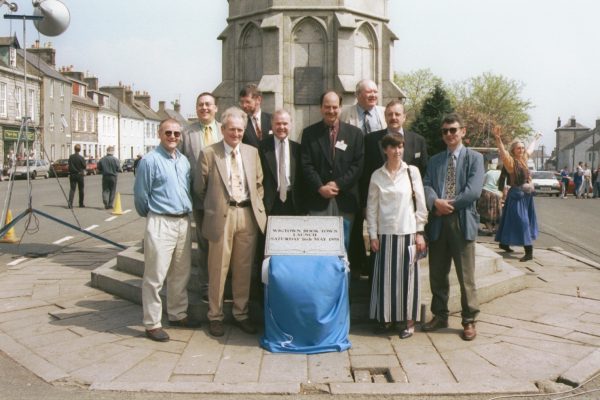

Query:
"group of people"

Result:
[[67, 144, 120, 209], [132, 80, 538, 346], [565, 162, 600, 199]]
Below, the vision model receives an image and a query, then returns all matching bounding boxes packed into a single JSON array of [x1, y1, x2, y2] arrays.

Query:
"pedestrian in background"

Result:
[[366, 134, 427, 339], [559, 166, 570, 199], [133, 154, 142, 176], [493, 128, 540, 262], [477, 164, 503, 234], [97, 146, 120, 209], [134, 118, 199, 342], [67, 144, 86, 208], [574, 162, 584, 199], [593, 166, 600, 198], [582, 163, 592, 199]]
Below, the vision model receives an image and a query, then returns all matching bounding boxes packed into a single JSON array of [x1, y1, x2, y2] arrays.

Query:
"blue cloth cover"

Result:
[[260, 255, 351, 354]]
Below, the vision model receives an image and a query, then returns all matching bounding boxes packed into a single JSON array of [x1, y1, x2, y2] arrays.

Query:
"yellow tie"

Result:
[[203, 125, 212, 146], [231, 150, 243, 202]]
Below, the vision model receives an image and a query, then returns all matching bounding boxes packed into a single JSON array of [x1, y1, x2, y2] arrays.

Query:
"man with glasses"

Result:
[[239, 84, 272, 148], [422, 113, 484, 341], [134, 118, 199, 342], [180, 92, 221, 302]]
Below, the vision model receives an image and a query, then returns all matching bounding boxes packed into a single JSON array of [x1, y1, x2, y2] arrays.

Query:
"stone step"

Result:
[[91, 244, 528, 323]]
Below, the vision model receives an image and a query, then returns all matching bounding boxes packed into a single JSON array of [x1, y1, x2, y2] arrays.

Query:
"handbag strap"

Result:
[[407, 166, 417, 211]]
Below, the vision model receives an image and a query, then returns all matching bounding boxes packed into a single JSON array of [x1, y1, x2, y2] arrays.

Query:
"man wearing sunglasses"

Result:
[[134, 118, 198, 342], [422, 113, 484, 341]]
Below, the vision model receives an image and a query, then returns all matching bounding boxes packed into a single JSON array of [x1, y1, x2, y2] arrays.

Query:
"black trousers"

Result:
[[68, 174, 84, 207]]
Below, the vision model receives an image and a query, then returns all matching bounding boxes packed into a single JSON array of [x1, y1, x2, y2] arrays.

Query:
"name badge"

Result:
[[335, 140, 348, 151], [415, 152, 421, 158]]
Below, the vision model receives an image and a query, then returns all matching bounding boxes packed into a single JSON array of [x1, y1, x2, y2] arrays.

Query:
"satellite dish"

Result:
[[32, 0, 70, 37]]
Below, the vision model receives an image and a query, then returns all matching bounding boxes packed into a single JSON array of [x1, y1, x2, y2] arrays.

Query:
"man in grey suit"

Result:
[[422, 113, 484, 341], [340, 79, 386, 134], [194, 107, 267, 337], [180, 92, 221, 302]]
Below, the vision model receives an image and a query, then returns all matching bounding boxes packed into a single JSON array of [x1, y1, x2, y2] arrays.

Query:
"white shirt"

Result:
[[223, 142, 249, 200], [274, 137, 290, 190], [366, 162, 428, 239]]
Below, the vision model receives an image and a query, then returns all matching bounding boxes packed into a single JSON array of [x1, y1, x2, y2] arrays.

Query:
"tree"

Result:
[[394, 69, 443, 126], [411, 84, 454, 157], [453, 72, 532, 147]]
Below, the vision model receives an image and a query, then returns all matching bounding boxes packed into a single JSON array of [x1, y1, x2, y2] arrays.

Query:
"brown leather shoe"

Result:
[[421, 316, 449, 332], [169, 317, 201, 328], [145, 327, 169, 342], [461, 322, 477, 341], [209, 320, 225, 337], [235, 318, 257, 334]]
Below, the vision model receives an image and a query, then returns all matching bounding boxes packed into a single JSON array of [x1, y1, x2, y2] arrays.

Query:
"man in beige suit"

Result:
[[180, 92, 221, 302], [194, 106, 267, 337]]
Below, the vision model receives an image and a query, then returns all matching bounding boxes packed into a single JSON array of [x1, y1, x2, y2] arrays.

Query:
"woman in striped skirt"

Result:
[[366, 134, 428, 339]]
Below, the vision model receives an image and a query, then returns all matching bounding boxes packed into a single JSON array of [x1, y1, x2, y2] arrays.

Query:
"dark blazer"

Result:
[[259, 135, 304, 215], [360, 128, 429, 207], [300, 120, 364, 214], [242, 111, 272, 148], [423, 146, 484, 242]]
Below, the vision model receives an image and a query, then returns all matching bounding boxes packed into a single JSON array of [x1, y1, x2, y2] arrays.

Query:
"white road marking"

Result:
[[84, 225, 99, 231], [105, 216, 117, 222], [53, 236, 73, 245], [7, 257, 27, 266], [122, 209, 132, 214]]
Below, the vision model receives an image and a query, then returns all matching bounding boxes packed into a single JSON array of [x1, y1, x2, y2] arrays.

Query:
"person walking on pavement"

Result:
[[97, 146, 120, 209], [593, 165, 600, 198], [422, 113, 484, 341], [493, 127, 540, 262], [134, 118, 200, 342], [67, 144, 86, 208]]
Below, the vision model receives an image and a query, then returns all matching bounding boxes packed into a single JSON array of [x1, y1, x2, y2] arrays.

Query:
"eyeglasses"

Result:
[[164, 130, 181, 138], [441, 127, 462, 135]]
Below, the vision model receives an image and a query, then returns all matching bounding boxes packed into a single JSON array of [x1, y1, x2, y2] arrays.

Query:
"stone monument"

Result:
[[213, 0, 404, 139]]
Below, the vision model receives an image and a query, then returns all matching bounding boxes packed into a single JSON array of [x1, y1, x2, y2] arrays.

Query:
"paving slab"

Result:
[[70, 346, 154, 384], [559, 348, 600, 387], [173, 329, 225, 375], [113, 350, 179, 383], [307, 351, 353, 383], [90, 381, 301, 394], [259, 353, 307, 383], [213, 330, 263, 383]]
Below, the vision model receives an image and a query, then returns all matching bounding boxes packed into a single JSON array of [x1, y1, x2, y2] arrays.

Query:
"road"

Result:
[[0, 172, 146, 272]]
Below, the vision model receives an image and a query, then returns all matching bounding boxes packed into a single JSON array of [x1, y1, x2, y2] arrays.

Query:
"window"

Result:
[[60, 82, 65, 98], [88, 112, 94, 132], [49, 112, 55, 131], [28, 89, 35, 121], [49, 80, 54, 99], [78, 109, 85, 131], [0, 82, 6, 117], [15, 86, 22, 119]]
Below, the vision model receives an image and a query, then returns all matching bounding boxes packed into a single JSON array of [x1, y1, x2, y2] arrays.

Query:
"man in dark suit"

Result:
[[300, 91, 364, 245], [421, 113, 484, 341], [361, 100, 428, 206], [259, 109, 303, 216], [239, 84, 272, 148]]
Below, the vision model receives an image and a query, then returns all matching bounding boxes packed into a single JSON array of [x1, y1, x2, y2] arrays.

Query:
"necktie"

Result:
[[445, 153, 456, 199], [278, 139, 288, 203], [203, 125, 212, 146], [363, 110, 371, 134], [230, 150, 243, 202], [329, 126, 337, 159], [253, 116, 262, 140]]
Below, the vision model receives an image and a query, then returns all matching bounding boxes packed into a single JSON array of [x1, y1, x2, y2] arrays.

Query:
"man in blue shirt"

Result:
[[134, 118, 200, 342]]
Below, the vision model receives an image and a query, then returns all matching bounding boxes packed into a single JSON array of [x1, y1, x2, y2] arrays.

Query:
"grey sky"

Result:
[[3, 0, 599, 152]]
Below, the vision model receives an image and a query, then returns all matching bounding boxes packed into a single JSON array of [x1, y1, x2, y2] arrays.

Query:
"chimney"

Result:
[[84, 76, 98, 91], [158, 101, 166, 112], [134, 91, 151, 108], [173, 100, 181, 113], [596, 118, 600, 130], [570, 116, 576, 128], [100, 85, 127, 103], [29, 43, 56, 68], [557, 117, 561, 128], [125, 88, 134, 105]]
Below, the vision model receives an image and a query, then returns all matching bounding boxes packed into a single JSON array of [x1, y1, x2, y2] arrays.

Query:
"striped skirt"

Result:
[[370, 233, 420, 323]]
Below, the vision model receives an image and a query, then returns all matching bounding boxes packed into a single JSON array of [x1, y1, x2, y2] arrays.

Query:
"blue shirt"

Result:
[[134, 145, 192, 217]]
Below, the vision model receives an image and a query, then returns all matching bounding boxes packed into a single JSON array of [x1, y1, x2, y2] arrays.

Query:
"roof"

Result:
[[72, 94, 99, 108], [131, 100, 161, 121], [0, 36, 19, 47], [556, 120, 590, 131], [17, 49, 70, 83], [157, 108, 188, 127], [108, 96, 143, 120]]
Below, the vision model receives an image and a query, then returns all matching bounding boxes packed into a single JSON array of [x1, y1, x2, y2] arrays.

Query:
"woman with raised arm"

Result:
[[366, 134, 428, 339], [492, 127, 540, 261]]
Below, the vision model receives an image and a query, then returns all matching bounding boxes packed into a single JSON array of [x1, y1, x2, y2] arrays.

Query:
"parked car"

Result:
[[531, 171, 560, 196], [9, 159, 50, 180], [86, 159, 98, 175], [121, 158, 135, 172], [49, 159, 69, 177]]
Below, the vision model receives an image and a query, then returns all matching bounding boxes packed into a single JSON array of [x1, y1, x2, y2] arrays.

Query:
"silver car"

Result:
[[9, 159, 50, 180]]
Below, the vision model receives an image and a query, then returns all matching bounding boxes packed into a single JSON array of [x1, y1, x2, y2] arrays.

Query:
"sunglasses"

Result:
[[441, 127, 462, 135], [164, 130, 181, 138]]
